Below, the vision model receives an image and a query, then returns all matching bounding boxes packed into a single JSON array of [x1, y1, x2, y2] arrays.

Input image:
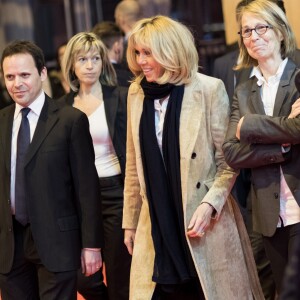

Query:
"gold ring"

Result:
[[198, 231, 205, 236]]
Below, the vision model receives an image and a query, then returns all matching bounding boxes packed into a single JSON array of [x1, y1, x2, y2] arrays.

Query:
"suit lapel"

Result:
[[0, 105, 15, 172], [24, 97, 59, 166], [273, 59, 297, 117], [103, 85, 118, 140], [249, 79, 266, 115]]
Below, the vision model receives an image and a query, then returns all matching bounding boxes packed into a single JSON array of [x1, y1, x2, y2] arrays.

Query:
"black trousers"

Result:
[[0, 218, 77, 300], [280, 235, 300, 300], [263, 222, 300, 295], [77, 175, 131, 300], [234, 170, 276, 300], [152, 279, 205, 300]]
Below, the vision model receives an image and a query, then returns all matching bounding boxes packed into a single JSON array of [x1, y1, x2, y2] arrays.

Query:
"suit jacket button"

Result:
[[196, 182, 201, 189], [8, 227, 12, 232], [191, 152, 197, 159], [274, 193, 279, 199]]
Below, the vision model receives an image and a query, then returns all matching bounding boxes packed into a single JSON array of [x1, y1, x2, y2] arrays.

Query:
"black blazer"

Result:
[[223, 59, 300, 237], [0, 96, 103, 273], [112, 63, 133, 88], [60, 84, 128, 179]]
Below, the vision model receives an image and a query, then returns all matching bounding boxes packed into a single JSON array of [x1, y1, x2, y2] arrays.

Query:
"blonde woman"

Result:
[[123, 15, 263, 299], [61, 32, 130, 300]]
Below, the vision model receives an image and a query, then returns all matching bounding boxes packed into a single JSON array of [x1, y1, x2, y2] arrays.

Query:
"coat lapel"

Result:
[[0, 105, 15, 172], [273, 59, 297, 117], [24, 97, 59, 166], [103, 85, 118, 140], [130, 84, 144, 152], [179, 83, 202, 158], [179, 80, 202, 209], [249, 79, 266, 115]]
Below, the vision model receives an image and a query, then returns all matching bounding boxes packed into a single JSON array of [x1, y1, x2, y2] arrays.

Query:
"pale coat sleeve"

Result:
[[197, 78, 237, 217], [122, 84, 142, 229]]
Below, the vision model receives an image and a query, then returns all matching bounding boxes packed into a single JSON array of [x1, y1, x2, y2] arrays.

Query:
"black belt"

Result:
[[99, 174, 123, 188]]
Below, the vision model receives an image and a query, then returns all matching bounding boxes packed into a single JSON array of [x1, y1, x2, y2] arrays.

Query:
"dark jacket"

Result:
[[0, 96, 103, 273]]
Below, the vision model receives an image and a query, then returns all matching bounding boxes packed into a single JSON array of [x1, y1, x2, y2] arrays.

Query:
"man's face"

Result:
[[2, 53, 47, 107]]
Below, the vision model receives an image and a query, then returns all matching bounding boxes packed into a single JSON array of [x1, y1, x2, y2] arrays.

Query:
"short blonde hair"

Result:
[[235, 0, 296, 70], [126, 15, 199, 85], [62, 32, 117, 91]]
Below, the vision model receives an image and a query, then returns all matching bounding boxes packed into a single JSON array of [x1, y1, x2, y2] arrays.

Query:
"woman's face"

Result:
[[241, 12, 283, 63], [73, 49, 102, 86], [134, 45, 164, 82]]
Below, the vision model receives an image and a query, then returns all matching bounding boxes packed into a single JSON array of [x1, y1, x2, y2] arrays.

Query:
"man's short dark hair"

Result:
[[1, 40, 45, 75], [92, 21, 124, 50]]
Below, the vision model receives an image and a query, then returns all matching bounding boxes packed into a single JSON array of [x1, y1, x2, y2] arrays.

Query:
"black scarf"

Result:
[[139, 78, 196, 284]]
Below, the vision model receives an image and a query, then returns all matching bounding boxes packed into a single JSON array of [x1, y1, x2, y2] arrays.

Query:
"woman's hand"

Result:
[[124, 229, 136, 255], [288, 98, 300, 118], [236, 116, 244, 140], [187, 202, 214, 238]]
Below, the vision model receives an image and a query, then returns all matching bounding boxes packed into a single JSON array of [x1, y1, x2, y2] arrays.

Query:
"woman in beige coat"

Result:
[[123, 16, 263, 300]]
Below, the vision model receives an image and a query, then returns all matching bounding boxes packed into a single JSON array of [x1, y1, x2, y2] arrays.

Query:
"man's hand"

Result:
[[81, 248, 102, 277]]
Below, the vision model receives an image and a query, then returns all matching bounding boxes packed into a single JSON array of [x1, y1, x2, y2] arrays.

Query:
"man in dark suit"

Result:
[[92, 21, 133, 87], [0, 40, 104, 299], [114, 0, 142, 68]]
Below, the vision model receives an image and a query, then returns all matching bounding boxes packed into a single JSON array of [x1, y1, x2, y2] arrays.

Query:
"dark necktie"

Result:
[[15, 107, 31, 225]]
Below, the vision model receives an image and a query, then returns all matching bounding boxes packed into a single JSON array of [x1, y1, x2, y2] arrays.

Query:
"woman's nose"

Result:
[[250, 29, 260, 40], [86, 59, 93, 68], [137, 54, 146, 65]]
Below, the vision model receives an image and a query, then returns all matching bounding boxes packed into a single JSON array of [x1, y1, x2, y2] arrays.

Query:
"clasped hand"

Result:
[[81, 248, 102, 277]]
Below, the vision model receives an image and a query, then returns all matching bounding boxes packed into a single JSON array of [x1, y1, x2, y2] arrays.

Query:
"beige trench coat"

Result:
[[123, 73, 264, 300]]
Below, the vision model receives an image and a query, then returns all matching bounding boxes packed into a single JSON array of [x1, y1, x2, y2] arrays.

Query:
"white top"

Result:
[[10, 91, 45, 213], [154, 96, 170, 155], [88, 103, 121, 177], [253, 58, 300, 227]]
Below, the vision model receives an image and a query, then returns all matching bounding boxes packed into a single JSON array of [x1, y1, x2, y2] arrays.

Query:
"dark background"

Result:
[[9, 0, 227, 76]]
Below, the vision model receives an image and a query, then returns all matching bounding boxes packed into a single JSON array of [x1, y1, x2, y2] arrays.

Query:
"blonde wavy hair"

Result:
[[126, 15, 199, 85], [62, 32, 117, 91], [235, 0, 296, 70]]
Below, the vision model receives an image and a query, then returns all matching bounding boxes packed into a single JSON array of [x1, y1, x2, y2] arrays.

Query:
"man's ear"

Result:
[[41, 66, 48, 82]]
